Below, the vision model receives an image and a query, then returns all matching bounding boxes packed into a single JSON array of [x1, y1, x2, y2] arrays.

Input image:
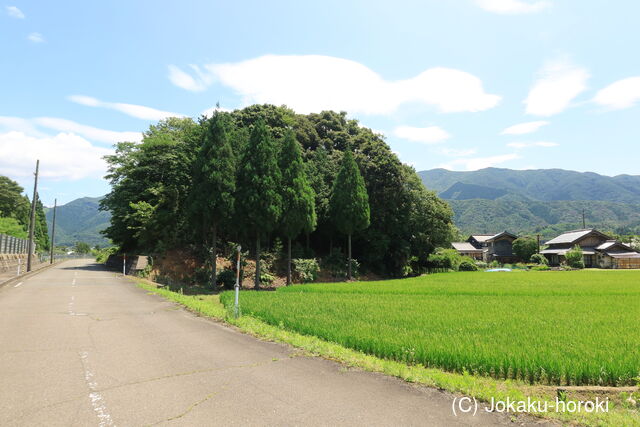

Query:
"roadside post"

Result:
[[17, 258, 21, 276], [123, 253, 126, 276], [234, 245, 241, 318]]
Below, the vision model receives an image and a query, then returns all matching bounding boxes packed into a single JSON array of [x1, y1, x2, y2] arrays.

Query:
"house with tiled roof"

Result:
[[541, 228, 640, 268], [451, 231, 518, 263]]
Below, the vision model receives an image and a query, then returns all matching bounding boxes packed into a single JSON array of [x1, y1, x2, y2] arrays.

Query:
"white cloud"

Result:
[[169, 55, 501, 114], [593, 76, 640, 110], [0, 131, 111, 180], [440, 147, 478, 157], [68, 95, 185, 120], [34, 118, 142, 143], [474, 0, 551, 14], [168, 65, 210, 92], [441, 153, 520, 171], [506, 141, 558, 148], [0, 116, 142, 144], [394, 126, 451, 144], [6, 6, 25, 18], [27, 32, 44, 43], [501, 120, 549, 135], [525, 59, 589, 116]]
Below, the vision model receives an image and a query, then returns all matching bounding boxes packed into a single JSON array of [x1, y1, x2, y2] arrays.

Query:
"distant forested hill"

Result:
[[419, 168, 640, 237], [45, 197, 111, 247]]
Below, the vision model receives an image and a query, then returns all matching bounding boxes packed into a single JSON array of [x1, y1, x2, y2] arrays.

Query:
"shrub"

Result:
[[565, 245, 585, 269], [322, 250, 359, 279], [95, 246, 118, 263], [531, 265, 551, 271], [529, 253, 548, 265], [458, 260, 478, 271], [260, 272, 275, 286], [217, 269, 236, 289], [489, 260, 500, 268], [475, 261, 488, 269], [292, 258, 320, 283]]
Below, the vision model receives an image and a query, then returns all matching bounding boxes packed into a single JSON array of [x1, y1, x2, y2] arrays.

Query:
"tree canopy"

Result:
[[101, 105, 454, 277], [0, 175, 49, 251]]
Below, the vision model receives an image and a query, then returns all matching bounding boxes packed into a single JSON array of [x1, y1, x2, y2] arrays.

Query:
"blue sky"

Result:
[[1, 0, 639, 206]]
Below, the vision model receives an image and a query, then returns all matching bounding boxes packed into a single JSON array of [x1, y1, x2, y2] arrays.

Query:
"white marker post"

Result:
[[234, 245, 241, 318], [123, 253, 126, 276], [17, 258, 21, 276]]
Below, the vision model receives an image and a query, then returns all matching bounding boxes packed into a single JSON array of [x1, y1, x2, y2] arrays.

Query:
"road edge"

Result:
[[0, 259, 69, 290]]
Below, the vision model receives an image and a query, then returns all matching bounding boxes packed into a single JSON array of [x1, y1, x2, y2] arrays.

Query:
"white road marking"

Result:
[[14, 282, 23, 288], [79, 351, 114, 426]]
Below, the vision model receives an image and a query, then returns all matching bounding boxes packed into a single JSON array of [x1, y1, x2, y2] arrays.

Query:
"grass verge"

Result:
[[134, 279, 640, 426]]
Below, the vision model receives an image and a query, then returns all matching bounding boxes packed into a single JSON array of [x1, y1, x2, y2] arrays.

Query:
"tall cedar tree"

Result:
[[190, 113, 236, 289], [329, 149, 370, 280], [279, 130, 317, 285], [236, 119, 282, 289]]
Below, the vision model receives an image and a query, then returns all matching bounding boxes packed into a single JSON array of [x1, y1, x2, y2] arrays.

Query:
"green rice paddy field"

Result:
[[220, 270, 640, 386]]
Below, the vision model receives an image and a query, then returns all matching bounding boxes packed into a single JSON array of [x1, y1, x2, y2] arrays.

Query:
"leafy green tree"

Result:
[[101, 118, 200, 253], [329, 149, 370, 280], [512, 237, 538, 262], [529, 253, 548, 265], [565, 245, 584, 268], [0, 175, 30, 228], [34, 195, 49, 252], [0, 217, 28, 238], [236, 119, 282, 289], [189, 112, 236, 289], [74, 241, 91, 254], [279, 130, 316, 285]]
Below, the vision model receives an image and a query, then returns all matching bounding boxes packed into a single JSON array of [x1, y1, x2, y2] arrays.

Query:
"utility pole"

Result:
[[49, 198, 57, 264], [537, 234, 541, 254], [27, 160, 39, 272], [582, 209, 586, 228]]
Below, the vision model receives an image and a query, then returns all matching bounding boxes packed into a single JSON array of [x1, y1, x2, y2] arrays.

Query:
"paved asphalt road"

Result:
[[0, 259, 550, 426]]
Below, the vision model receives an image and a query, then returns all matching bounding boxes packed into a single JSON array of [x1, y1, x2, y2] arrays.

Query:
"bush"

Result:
[[529, 253, 548, 265], [95, 246, 118, 263], [292, 258, 320, 283], [565, 245, 585, 269], [531, 265, 551, 271], [322, 250, 359, 279], [489, 260, 500, 268], [260, 272, 275, 286], [475, 261, 488, 269], [217, 269, 236, 289], [458, 260, 478, 271]]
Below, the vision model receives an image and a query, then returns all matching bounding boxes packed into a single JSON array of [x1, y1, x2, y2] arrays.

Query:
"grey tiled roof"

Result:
[[545, 229, 600, 245]]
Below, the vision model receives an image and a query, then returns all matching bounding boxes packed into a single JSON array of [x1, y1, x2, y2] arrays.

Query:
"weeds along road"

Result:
[[0, 259, 548, 426]]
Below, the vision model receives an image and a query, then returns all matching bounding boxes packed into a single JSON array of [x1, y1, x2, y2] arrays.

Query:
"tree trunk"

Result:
[[254, 235, 261, 290], [347, 233, 352, 281], [286, 237, 292, 286], [211, 225, 217, 290], [306, 232, 310, 250]]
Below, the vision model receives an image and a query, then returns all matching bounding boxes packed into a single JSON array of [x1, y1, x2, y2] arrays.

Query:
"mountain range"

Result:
[[42, 168, 640, 247], [45, 197, 111, 247], [419, 168, 640, 238]]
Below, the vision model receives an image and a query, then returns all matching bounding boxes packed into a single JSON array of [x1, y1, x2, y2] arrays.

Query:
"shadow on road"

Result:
[[59, 263, 109, 272]]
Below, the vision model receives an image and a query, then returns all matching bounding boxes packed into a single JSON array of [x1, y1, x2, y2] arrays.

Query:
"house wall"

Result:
[[492, 238, 513, 257], [577, 235, 607, 247]]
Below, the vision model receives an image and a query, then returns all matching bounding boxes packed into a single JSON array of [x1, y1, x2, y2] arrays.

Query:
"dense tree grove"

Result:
[[101, 105, 455, 278], [0, 175, 49, 252]]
